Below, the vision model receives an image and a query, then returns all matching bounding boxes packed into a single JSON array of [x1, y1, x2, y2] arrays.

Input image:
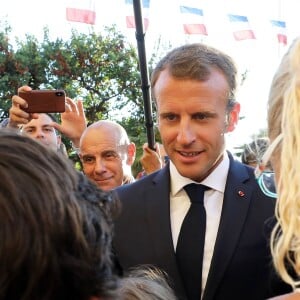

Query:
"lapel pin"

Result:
[[238, 190, 245, 197]]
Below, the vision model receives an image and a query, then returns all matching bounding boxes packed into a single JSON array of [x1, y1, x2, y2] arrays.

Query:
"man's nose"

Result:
[[94, 158, 107, 174], [177, 120, 196, 145], [35, 129, 45, 139]]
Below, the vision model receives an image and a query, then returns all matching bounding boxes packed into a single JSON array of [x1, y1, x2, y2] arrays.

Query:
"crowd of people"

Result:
[[1, 36, 300, 300]]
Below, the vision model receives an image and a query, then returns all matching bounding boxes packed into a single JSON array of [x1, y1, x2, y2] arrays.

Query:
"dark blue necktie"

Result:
[[176, 183, 207, 300]]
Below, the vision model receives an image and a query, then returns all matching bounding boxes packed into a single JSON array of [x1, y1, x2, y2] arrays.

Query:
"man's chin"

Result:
[[93, 179, 115, 191], [177, 166, 207, 182], [37, 140, 57, 151]]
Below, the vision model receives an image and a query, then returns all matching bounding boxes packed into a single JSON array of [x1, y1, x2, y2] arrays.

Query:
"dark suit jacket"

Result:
[[113, 153, 291, 300]]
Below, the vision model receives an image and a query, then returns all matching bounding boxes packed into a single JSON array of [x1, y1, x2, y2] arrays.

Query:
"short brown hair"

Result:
[[151, 43, 238, 111]]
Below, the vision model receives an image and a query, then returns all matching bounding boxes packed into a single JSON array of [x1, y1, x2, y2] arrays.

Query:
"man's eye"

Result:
[[82, 157, 94, 163], [195, 113, 207, 120], [194, 113, 211, 120], [105, 152, 117, 159], [162, 114, 177, 121]]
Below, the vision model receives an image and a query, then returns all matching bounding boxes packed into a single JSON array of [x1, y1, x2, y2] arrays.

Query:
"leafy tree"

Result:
[[41, 26, 145, 123], [0, 22, 144, 120], [0, 22, 40, 117]]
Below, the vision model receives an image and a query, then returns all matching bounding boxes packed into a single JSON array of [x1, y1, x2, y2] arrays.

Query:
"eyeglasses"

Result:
[[254, 134, 283, 198]]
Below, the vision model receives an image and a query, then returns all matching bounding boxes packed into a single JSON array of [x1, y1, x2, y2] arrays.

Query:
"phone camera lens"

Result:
[[56, 91, 63, 97]]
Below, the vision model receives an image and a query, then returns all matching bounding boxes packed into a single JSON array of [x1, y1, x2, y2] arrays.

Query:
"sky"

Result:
[[1, 0, 300, 152]]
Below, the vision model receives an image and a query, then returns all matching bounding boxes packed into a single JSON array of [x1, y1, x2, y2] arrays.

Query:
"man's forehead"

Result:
[[81, 125, 127, 151], [82, 141, 123, 153], [85, 127, 120, 143], [25, 114, 53, 126]]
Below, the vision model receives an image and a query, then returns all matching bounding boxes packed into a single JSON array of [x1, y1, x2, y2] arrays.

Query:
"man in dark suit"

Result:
[[113, 43, 290, 300]]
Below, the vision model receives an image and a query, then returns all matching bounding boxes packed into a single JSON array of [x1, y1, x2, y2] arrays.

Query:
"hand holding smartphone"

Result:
[[18, 90, 66, 113]]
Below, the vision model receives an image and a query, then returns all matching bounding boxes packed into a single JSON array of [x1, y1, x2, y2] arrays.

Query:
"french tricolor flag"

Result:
[[228, 14, 255, 41], [180, 6, 207, 35], [125, 0, 150, 30], [66, 0, 96, 25], [270, 20, 287, 45]]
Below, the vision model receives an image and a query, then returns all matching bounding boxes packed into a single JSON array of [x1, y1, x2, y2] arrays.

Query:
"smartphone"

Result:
[[18, 90, 66, 113]]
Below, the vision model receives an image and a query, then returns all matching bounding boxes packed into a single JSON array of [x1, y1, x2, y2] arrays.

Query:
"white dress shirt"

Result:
[[169, 152, 230, 297]]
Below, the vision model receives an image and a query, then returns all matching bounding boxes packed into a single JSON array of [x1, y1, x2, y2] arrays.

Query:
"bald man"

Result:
[[79, 120, 136, 191]]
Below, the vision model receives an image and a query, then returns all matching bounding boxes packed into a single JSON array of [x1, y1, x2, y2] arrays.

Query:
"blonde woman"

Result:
[[255, 37, 300, 299]]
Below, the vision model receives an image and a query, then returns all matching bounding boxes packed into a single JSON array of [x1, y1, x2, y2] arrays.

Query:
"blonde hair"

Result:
[[268, 36, 300, 289]]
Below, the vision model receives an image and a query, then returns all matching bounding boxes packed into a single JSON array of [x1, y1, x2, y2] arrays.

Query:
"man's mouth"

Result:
[[94, 177, 112, 182], [178, 151, 201, 157]]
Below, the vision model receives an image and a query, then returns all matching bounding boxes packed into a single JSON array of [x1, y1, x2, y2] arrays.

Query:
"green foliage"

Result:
[[40, 26, 144, 122], [0, 22, 143, 119], [0, 23, 39, 117]]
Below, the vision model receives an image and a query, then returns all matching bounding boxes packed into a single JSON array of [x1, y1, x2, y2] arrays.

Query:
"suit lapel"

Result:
[[145, 166, 173, 258], [203, 157, 252, 300], [145, 165, 187, 299]]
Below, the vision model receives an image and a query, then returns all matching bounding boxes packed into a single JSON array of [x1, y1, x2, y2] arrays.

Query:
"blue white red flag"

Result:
[[125, 0, 150, 30], [180, 5, 207, 35], [270, 20, 287, 45], [228, 14, 255, 41], [66, 0, 96, 25]]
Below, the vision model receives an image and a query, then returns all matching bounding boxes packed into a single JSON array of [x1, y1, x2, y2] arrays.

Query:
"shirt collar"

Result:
[[170, 152, 230, 196]]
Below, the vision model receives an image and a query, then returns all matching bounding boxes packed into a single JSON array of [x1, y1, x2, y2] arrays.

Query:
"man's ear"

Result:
[[126, 143, 136, 166], [226, 102, 240, 133]]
